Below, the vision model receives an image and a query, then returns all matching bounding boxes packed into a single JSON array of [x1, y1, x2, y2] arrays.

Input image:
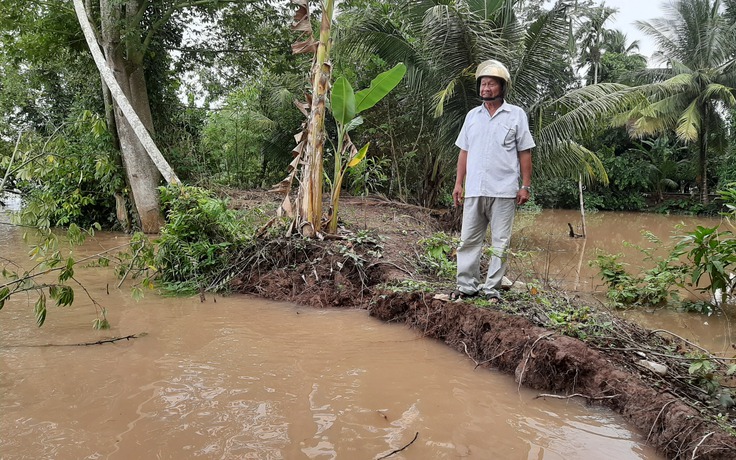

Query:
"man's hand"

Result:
[[453, 184, 464, 207], [516, 188, 530, 206]]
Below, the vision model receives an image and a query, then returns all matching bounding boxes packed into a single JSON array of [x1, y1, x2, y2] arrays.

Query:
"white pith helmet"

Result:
[[476, 59, 511, 98]]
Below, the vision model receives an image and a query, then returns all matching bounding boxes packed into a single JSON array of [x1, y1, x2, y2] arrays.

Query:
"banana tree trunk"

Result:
[[296, 0, 334, 237]]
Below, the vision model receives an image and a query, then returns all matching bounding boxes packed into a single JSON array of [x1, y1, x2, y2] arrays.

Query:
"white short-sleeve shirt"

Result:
[[455, 102, 535, 198]]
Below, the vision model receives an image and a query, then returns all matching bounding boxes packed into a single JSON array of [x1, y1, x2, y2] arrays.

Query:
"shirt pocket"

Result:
[[502, 125, 516, 148]]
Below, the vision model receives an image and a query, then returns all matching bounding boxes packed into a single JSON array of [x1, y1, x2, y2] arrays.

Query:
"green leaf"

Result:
[[355, 63, 407, 113], [54, 257, 76, 283], [348, 142, 370, 168], [345, 116, 364, 133], [92, 318, 110, 330], [34, 294, 47, 327], [54, 286, 75, 307], [0, 287, 9, 310], [331, 76, 356, 125]]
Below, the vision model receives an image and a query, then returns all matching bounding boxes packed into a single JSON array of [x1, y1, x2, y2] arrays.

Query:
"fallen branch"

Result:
[[3, 333, 147, 348], [534, 393, 619, 401], [649, 329, 712, 356], [366, 261, 415, 277], [376, 432, 419, 460], [73, 334, 146, 346]]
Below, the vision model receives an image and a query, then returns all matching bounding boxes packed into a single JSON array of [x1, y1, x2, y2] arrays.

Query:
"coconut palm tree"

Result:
[[602, 29, 642, 56], [339, 0, 615, 206], [627, 0, 736, 203], [575, 4, 617, 85], [596, 29, 648, 85]]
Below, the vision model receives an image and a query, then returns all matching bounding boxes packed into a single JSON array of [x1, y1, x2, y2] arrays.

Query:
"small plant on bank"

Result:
[[679, 300, 716, 316], [675, 225, 736, 305], [416, 232, 458, 280], [688, 354, 735, 409], [326, 64, 407, 233], [547, 305, 596, 339], [380, 279, 437, 294], [591, 231, 688, 308], [338, 231, 383, 268]]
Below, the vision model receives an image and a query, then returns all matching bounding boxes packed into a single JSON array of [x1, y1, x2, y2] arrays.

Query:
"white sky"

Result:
[[597, 0, 667, 61]]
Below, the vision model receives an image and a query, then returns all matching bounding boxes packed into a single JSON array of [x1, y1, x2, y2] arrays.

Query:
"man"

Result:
[[450, 59, 534, 302]]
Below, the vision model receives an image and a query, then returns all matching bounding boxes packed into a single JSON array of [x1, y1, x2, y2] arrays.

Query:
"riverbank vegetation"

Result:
[[3, 0, 736, 457]]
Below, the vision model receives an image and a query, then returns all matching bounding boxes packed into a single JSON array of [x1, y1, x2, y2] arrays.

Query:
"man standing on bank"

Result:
[[450, 59, 534, 302]]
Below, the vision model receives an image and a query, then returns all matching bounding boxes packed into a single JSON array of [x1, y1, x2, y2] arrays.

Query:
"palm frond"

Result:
[[535, 140, 608, 185], [513, 1, 571, 105], [703, 82, 736, 106], [432, 77, 458, 117], [637, 92, 692, 119], [466, 0, 506, 21], [635, 73, 696, 99], [676, 99, 701, 142]]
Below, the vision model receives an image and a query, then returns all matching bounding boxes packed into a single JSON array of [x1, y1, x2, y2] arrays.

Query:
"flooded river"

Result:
[[512, 209, 723, 293], [513, 210, 736, 355], [0, 208, 724, 459]]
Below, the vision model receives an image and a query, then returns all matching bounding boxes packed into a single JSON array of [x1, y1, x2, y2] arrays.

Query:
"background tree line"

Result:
[[2, 0, 736, 232]]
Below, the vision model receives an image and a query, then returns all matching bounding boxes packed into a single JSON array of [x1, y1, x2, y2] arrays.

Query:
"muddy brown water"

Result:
[[513, 209, 736, 354], [0, 209, 723, 459]]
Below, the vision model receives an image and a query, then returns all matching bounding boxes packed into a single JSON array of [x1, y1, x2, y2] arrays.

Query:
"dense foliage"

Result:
[[2, 0, 735, 221]]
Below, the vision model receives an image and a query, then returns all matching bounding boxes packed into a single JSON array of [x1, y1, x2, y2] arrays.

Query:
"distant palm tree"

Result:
[[625, 0, 736, 203], [602, 29, 642, 56], [629, 136, 689, 202], [575, 4, 616, 85]]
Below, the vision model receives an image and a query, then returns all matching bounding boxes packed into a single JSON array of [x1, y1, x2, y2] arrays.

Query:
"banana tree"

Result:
[[328, 63, 406, 233]]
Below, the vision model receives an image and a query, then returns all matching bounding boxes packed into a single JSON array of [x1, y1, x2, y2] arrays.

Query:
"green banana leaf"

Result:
[[355, 63, 407, 113], [331, 76, 356, 125]]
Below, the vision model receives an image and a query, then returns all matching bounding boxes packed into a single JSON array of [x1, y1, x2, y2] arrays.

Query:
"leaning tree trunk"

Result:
[[99, 0, 165, 233]]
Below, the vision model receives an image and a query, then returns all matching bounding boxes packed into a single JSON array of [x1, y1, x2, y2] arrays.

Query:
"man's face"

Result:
[[479, 76, 503, 99]]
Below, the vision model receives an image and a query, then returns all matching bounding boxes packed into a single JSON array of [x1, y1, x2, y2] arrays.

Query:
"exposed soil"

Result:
[[227, 190, 736, 459]]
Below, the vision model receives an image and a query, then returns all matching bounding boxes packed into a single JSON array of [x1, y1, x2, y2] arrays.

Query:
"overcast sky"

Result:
[[597, 0, 667, 60]]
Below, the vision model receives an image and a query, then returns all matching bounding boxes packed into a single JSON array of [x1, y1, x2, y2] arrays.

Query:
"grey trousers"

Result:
[[456, 196, 516, 296]]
